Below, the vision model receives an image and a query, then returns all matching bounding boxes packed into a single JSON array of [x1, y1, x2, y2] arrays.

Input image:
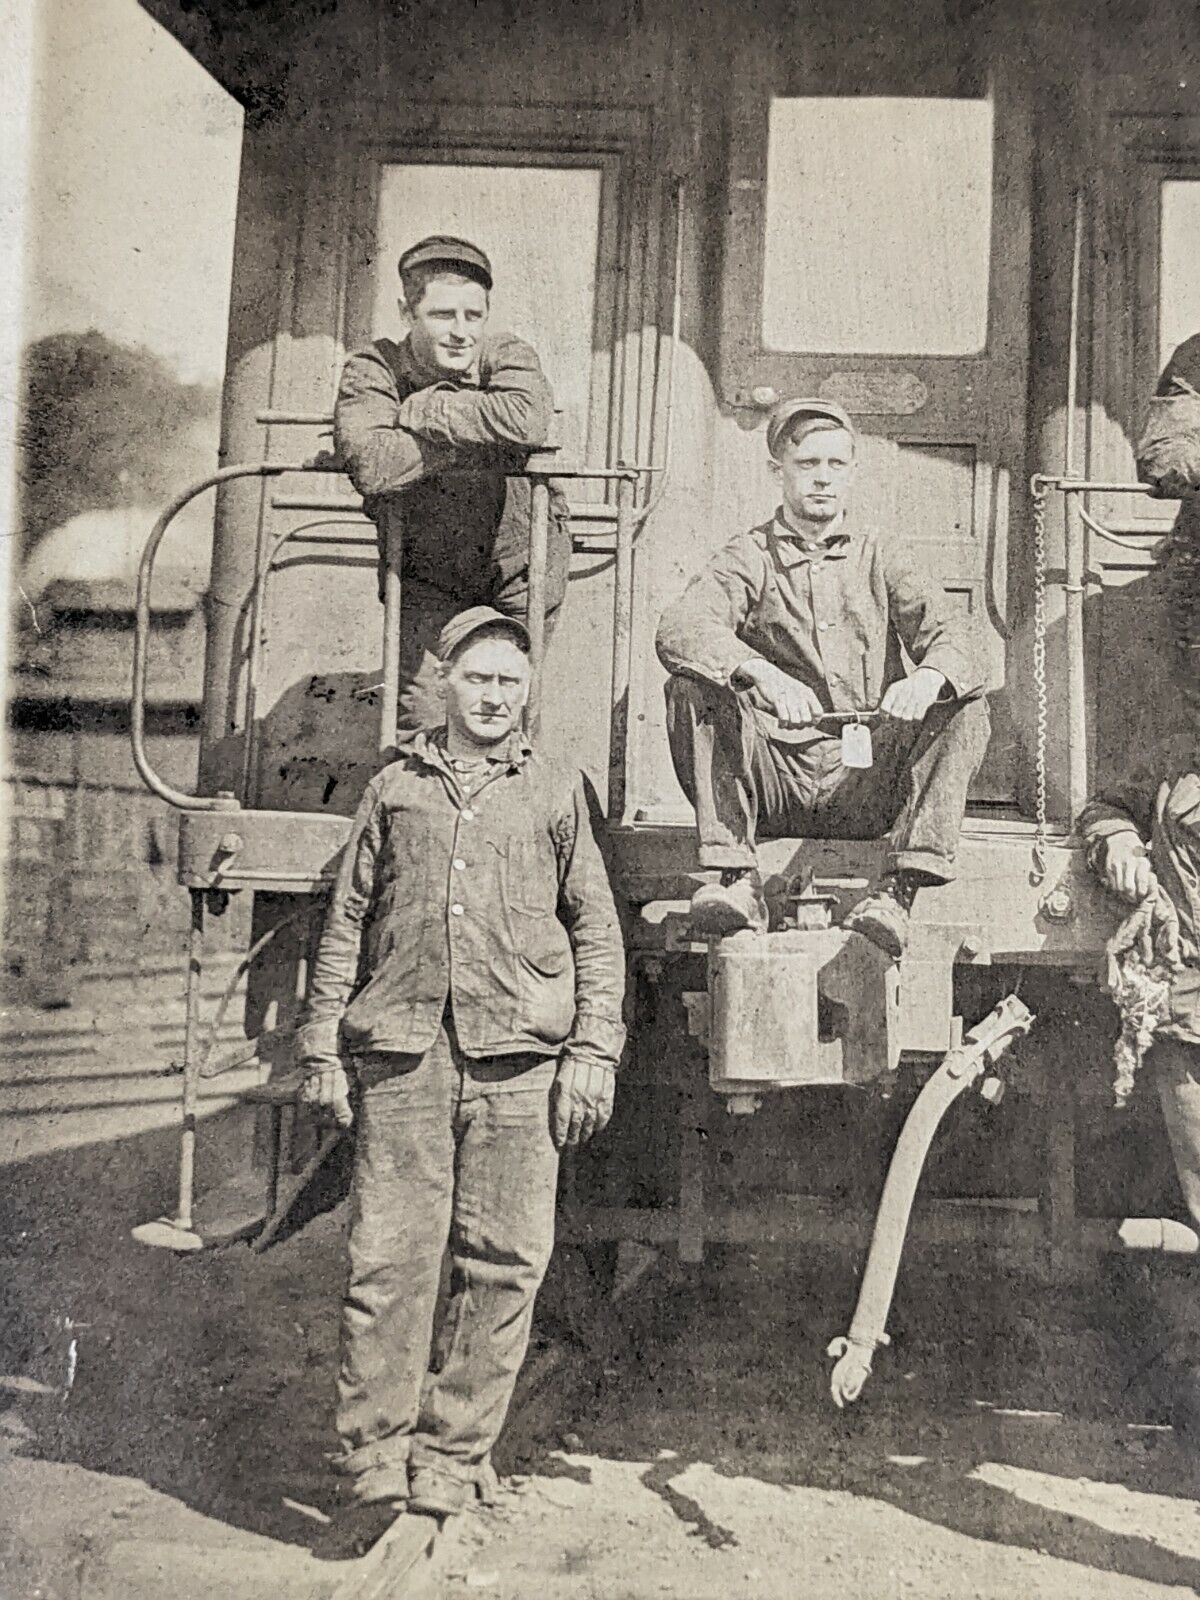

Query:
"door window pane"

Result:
[[374, 163, 602, 459], [761, 97, 993, 356], [1160, 179, 1200, 366]]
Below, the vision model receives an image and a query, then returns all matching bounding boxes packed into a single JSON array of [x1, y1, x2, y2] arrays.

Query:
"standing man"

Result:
[[1078, 330, 1200, 1437], [656, 398, 990, 957], [295, 606, 625, 1546], [335, 235, 572, 730]]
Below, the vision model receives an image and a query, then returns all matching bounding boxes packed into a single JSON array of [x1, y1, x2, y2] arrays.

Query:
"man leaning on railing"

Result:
[[334, 234, 571, 731]]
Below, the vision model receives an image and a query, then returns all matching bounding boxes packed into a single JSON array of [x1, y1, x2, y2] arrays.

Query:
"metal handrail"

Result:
[[1037, 476, 1164, 549], [1030, 473, 1170, 829], [134, 457, 656, 815], [133, 461, 318, 811], [136, 177, 687, 805]]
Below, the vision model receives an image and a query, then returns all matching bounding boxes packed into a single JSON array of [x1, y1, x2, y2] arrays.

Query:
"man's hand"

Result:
[[298, 1060, 354, 1129], [1097, 833, 1155, 904], [880, 666, 945, 722], [733, 659, 824, 728], [550, 1057, 615, 1149], [1105, 889, 1183, 982]]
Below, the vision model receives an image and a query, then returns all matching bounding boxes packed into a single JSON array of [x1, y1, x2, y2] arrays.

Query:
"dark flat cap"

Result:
[[766, 396, 855, 459], [437, 605, 530, 662], [397, 235, 493, 291]]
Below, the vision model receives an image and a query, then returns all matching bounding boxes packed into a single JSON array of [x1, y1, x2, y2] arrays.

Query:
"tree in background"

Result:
[[17, 330, 219, 555]]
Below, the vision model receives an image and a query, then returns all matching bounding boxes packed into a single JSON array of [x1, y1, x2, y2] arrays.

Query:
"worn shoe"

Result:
[[843, 872, 921, 960], [689, 869, 768, 937], [408, 1464, 471, 1519]]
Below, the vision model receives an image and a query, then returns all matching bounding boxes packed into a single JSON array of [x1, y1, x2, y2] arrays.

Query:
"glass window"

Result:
[[374, 163, 602, 459], [1160, 178, 1200, 366], [761, 97, 993, 356]]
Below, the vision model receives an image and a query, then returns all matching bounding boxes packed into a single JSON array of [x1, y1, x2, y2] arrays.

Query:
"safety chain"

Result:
[[1030, 478, 1050, 887]]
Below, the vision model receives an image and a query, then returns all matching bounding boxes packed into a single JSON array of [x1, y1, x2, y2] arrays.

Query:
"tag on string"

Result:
[[841, 720, 873, 768]]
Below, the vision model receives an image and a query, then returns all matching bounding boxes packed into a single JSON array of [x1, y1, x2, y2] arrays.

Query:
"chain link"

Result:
[[1030, 479, 1049, 887]]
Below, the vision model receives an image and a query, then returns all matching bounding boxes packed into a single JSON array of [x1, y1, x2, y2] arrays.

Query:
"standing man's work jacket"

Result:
[[296, 730, 626, 1073]]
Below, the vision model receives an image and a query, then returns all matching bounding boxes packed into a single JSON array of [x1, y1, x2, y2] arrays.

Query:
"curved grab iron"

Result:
[[131, 460, 330, 811]]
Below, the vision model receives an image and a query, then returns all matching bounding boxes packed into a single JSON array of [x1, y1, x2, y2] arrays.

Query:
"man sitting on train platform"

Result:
[[655, 396, 991, 958], [293, 605, 626, 1551], [334, 233, 571, 731]]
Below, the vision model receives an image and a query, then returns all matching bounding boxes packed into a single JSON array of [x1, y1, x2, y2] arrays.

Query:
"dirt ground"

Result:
[[4, 972, 1200, 1600]]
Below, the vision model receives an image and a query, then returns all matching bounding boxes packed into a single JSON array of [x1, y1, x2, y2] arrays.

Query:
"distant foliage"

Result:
[[17, 330, 219, 553]]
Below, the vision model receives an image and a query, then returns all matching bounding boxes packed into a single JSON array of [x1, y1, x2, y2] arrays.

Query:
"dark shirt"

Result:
[[656, 511, 985, 733], [296, 729, 626, 1074], [334, 332, 571, 612]]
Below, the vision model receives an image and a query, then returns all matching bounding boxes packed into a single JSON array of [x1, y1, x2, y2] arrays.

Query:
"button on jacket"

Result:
[[296, 731, 626, 1071], [655, 512, 985, 731], [334, 334, 572, 613]]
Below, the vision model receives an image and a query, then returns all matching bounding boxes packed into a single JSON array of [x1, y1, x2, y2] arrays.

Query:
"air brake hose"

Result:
[[828, 995, 1035, 1408]]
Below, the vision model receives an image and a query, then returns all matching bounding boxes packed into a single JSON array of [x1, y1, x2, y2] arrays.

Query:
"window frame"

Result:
[[718, 43, 1029, 424], [337, 105, 656, 476], [1090, 109, 1200, 537], [757, 94, 996, 361]]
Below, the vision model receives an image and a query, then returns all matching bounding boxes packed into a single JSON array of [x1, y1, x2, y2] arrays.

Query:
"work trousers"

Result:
[[664, 674, 991, 879], [396, 578, 559, 732], [1127, 1038, 1200, 1368], [334, 1017, 559, 1505], [1151, 1038, 1200, 1231]]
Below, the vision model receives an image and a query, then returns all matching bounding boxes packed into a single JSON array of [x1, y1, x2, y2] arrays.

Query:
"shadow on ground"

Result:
[[497, 1244, 1200, 1595], [3, 1115, 1200, 1596]]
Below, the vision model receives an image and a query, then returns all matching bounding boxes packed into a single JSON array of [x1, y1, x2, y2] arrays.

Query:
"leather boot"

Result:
[[689, 869, 768, 937]]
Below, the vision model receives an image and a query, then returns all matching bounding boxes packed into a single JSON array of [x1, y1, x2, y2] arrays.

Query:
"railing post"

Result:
[[379, 523, 403, 752], [526, 476, 551, 729], [608, 472, 637, 822], [177, 889, 205, 1234], [1063, 487, 1088, 824]]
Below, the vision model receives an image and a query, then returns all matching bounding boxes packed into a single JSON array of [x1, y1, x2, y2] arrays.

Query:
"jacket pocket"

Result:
[[505, 831, 560, 917], [510, 906, 575, 1044]]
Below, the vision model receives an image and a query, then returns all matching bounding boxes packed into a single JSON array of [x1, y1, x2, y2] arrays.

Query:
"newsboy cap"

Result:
[[436, 606, 530, 663], [397, 234, 493, 291], [766, 396, 855, 459]]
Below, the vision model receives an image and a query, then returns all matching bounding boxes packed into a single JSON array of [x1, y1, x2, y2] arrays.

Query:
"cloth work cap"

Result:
[[767, 397, 855, 459], [436, 605, 530, 662], [398, 235, 493, 291]]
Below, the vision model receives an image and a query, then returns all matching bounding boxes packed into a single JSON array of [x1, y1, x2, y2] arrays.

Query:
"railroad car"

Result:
[[129, 0, 1200, 1392]]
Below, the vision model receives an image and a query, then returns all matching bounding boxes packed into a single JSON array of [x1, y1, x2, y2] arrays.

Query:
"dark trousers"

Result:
[[664, 674, 991, 880], [1125, 1038, 1200, 1366], [334, 1019, 558, 1505], [1153, 1038, 1200, 1232]]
